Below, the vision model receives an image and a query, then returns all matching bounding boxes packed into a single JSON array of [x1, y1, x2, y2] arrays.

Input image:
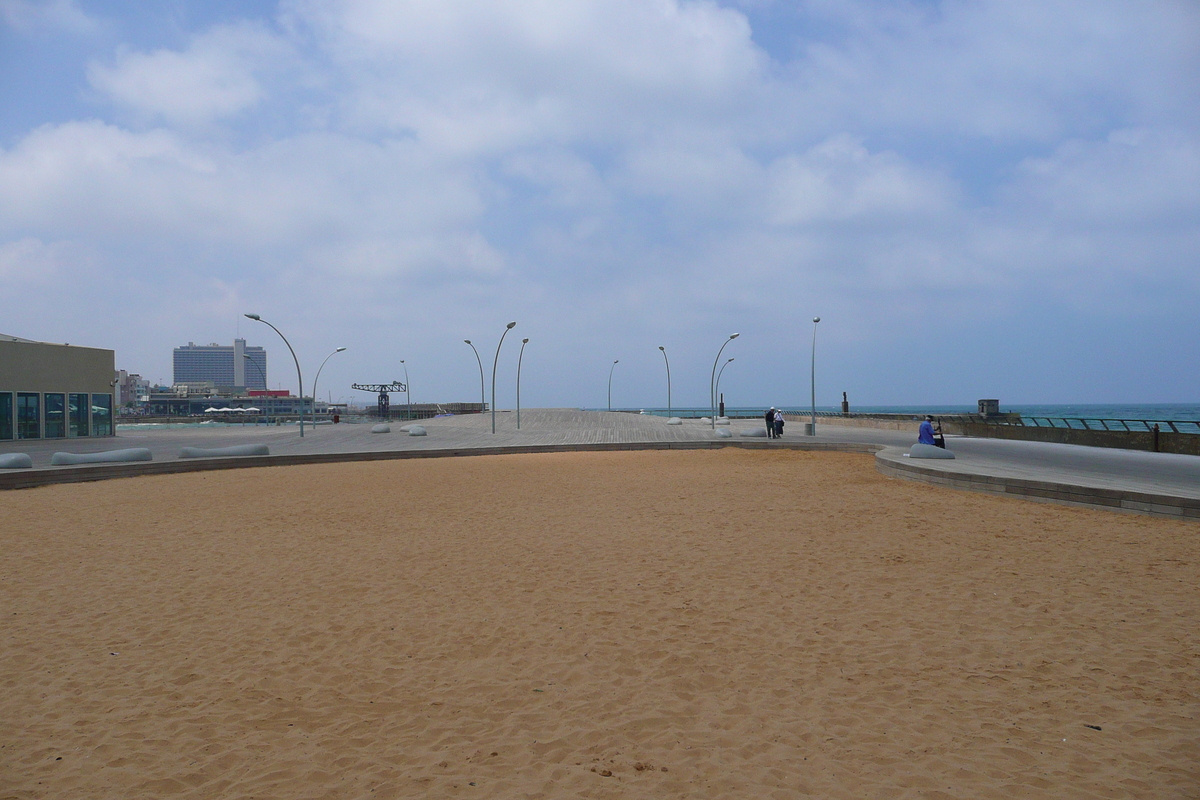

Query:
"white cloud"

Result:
[[1008, 128, 1200, 226], [284, 0, 768, 153], [765, 134, 955, 226], [86, 22, 295, 126]]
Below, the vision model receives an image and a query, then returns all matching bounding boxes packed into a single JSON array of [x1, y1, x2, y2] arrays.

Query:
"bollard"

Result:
[[1152, 423, 1160, 453]]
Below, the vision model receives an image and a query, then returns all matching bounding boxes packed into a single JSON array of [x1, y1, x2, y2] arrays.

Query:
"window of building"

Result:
[[92, 394, 113, 436], [69, 393, 89, 437], [44, 393, 65, 438], [0, 392, 12, 440], [17, 392, 40, 439]]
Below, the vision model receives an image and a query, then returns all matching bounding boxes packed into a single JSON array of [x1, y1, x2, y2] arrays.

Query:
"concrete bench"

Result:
[[0, 453, 33, 469], [50, 448, 153, 466], [179, 444, 270, 459]]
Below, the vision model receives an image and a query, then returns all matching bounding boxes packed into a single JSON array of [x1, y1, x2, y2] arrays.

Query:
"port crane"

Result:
[[350, 381, 406, 419]]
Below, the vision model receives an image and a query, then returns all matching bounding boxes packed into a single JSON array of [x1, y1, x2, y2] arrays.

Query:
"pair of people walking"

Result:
[[765, 407, 784, 438]]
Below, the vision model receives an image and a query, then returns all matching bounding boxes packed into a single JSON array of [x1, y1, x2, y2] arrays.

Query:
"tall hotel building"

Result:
[[173, 339, 267, 390]]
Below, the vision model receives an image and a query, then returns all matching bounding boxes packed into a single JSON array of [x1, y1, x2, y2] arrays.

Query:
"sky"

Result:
[[1, 0, 1198, 411]]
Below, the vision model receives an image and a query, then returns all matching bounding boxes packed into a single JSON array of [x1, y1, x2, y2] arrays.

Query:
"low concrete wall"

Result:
[[790, 413, 1200, 456], [5, 439, 1195, 520], [789, 414, 920, 432], [875, 448, 1200, 521], [0, 440, 883, 491]]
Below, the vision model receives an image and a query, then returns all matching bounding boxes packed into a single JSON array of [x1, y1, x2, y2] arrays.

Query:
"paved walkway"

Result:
[[2, 410, 1197, 518]]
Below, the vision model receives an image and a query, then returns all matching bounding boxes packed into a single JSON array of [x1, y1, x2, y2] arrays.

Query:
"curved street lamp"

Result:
[[243, 354, 269, 423], [658, 346, 671, 419], [244, 313, 306, 437], [715, 357, 734, 416], [491, 321, 517, 434], [516, 338, 529, 430], [400, 359, 411, 420], [311, 347, 347, 428], [607, 360, 619, 413], [242, 353, 267, 389], [810, 317, 821, 436], [464, 340, 485, 420], [710, 333, 740, 428]]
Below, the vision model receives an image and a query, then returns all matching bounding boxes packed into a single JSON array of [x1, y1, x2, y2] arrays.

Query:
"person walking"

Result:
[[773, 408, 785, 438], [765, 407, 776, 438]]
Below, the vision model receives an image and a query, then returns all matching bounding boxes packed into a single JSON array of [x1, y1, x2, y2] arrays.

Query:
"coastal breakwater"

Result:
[[805, 413, 1200, 456]]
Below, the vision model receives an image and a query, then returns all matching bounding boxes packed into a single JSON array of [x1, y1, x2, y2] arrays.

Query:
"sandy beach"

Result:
[[2, 448, 1197, 798]]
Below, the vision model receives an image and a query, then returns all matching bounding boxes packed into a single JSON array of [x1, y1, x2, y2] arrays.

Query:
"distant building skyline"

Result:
[[173, 339, 267, 391]]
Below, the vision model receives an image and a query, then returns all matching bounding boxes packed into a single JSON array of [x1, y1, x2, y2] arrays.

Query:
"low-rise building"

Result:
[[115, 370, 151, 407], [0, 334, 116, 440]]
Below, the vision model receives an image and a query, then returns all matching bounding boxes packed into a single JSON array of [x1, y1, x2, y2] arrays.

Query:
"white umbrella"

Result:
[[243, 407, 261, 412], [204, 407, 221, 413]]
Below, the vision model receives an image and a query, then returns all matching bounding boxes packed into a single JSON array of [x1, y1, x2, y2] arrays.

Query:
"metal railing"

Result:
[[1003, 416, 1200, 434], [810, 410, 1200, 436]]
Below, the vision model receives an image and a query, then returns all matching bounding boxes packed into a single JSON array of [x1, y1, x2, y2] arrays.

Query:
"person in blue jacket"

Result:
[[918, 415, 944, 447]]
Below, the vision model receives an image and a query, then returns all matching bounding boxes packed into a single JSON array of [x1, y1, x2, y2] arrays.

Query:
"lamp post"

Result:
[[243, 354, 268, 424], [242, 353, 267, 390], [607, 360, 619, 412], [709, 333, 740, 428], [715, 357, 734, 416], [244, 313, 305, 437], [658, 346, 671, 419], [400, 359, 411, 420], [491, 321, 517, 434], [810, 317, 820, 436], [516, 338, 529, 430], [464, 340, 485, 419], [312, 347, 347, 427]]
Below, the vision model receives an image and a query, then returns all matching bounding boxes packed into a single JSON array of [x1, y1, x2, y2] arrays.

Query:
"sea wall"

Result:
[[790, 413, 1200, 456], [958, 422, 1200, 457]]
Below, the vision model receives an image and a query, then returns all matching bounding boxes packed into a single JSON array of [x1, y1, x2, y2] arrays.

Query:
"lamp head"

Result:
[[244, 313, 261, 320], [242, 354, 251, 359], [614, 360, 619, 364], [727, 357, 734, 362], [729, 333, 740, 339], [658, 345, 664, 351], [506, 321, 517, 329], [336, 347, 347, 352], [813, 317, 821, 324], [464, 339, 471, 344], [522, 338, 529, 343]]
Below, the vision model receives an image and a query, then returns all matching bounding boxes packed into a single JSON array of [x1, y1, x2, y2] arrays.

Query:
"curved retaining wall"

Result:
[[3, 440, 1195, 521], [875, 447, 1200, 520], [0, 440, 881, 491]]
